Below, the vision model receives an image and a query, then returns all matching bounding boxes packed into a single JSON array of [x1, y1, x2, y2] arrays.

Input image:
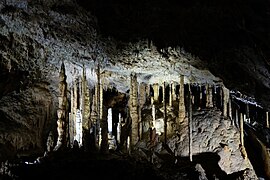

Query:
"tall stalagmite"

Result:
[[240, 113, 244, 146], [163, 82, 167, 143], [266, 112, 269, 128], [100, 80, 108, 153], [54, 62, 68, 150], [129, 73, 139, 148], [153, 83, 159, 103], [82, 66, 91, 149], [206, 84, 213, 108], [222, 86, 230, 117], [188, 84, 193, 162], [178, 75, 186, 124]]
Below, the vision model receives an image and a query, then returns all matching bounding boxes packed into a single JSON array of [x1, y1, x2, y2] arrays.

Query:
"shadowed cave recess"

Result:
[[1, 0, 270, 179]]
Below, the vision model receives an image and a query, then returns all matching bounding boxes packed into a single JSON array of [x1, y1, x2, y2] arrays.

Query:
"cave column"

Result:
[[222, 86, 229, 117], [240, 113, 244, 146], [129, 73, 139, 148], [169, 82, 173, 107], [153, 83, 159, 103], [178, 75, 186, 124], [206, 84, 213, 108], [228, 96, 233, 123], [117, 113, 122, 144], [163, 82, 167, 143], [188, 84, 193, 162], [82, 66, 91, 150], [139, 83, 146, 139], [54, 62, 68, 151], [100, 78, 109, 153], [235, 108, 239, 128], [69, 84, 75, 147], [246, 103, 250, 123], [266, 112, 269, 128]]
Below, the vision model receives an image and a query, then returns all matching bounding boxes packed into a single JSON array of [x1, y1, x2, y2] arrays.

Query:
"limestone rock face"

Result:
[[167, 109, 256, 175]]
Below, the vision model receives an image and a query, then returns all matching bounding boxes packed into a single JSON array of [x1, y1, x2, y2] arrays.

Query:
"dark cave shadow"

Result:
[[175, 152, 230, 180]]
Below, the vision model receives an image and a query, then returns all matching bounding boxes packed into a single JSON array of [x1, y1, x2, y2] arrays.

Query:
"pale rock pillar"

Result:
[[266, 112, 269, 128], [153, 83, 159, 102], [55, 62, 68, 150], [100, 80, 108, 153], [139, 83, 146, 139], [169, 82, 173, 107], [69, 85, 75, 147], [96, 63, 101, 148], [235, 108, 239, 128], [82, 66, 91, 149], [222, 86, 230, 117], [240, 113, 244, 146], [246, 103, 250, 123], [152, 104, 156, 128], [206, 84, 213, 108], [172, 82, 176, 101], [228, 96, 233, 123], [117, 113, 122, 143], [129, 73, 139, 147], [188, 84, 193, 162], [163, 82, 167, 143], [178, 75, 186, 124]]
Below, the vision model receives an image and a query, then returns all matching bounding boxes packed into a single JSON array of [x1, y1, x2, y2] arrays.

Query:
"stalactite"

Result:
[[172, 82, 176, 101], [129, 73, 139, 148], [153, 83, 159, 103], [222, 86, 229, 117], [178, 75, 186, 124], [266, 112, 269, 128], [163, 82, 167, 143], [240, 113, 244, 146], [188, 84, 193, 162], [54, 62, 68, 151]]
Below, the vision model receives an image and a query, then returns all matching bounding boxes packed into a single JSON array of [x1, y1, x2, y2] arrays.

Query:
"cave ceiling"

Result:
[[0, 0, 270, 109], [77, 0, 270, 109]]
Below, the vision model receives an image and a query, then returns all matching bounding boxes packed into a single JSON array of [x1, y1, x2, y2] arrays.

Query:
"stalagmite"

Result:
[[199, 85, 202, 110], [240, 113, 244, 146], [222, 86, 229, 117], [206, 84, 213, 108], [153, 83, 159, 102], [117, 113, 122, 143], [96, 62, 101, 148], [228, 96, 232, 122], [169, 82, 173, 107], [178, 75, 186, 124], [246, 103, 250, 123], [139, 83, 146, 139], [266, 112, 269, 128], [129, 73, 139, 148], [82, 66, 91, 149], [163, 82, 167, 143], [69, 84, 75, 147], [54, 62, 68, 151], [188, 84, 193, 162], [100, 80, 108, 153], [235, 108, 239, 128], [152, 104, 156, 128]]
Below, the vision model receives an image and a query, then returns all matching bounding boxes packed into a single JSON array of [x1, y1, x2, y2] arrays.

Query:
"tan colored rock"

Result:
[[178, 75, 186, 124]]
